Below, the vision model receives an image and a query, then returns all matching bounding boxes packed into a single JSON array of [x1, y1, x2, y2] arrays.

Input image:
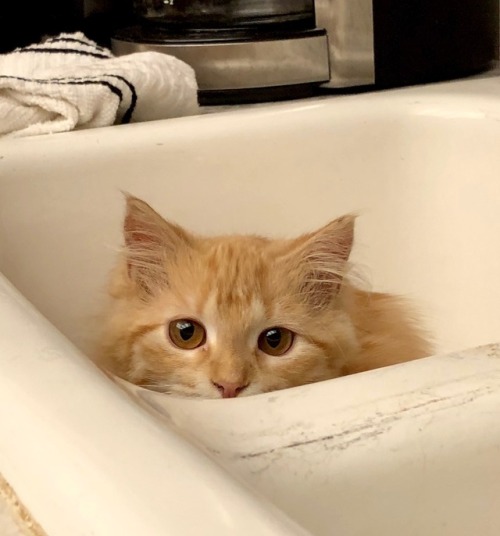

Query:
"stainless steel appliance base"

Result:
[[112, 29, 330, 94]]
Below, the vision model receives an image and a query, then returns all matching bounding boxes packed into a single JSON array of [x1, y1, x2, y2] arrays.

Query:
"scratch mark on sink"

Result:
[[240, 382, 498, 460]]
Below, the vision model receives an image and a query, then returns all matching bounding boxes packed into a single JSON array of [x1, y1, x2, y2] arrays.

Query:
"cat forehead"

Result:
[[189, 236, 275, 308], [204, 234, 271, 251], [162, 235, 297, 314], [199, 235, 274, 264], [201, 236, 271, 279]]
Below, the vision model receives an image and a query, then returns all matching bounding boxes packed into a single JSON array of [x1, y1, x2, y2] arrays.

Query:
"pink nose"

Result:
[[212, 381, 248, 398]]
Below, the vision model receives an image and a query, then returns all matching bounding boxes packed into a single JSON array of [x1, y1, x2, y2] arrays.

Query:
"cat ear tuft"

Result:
[[123, 194, 192, 295], [292, 214, 356, 308]]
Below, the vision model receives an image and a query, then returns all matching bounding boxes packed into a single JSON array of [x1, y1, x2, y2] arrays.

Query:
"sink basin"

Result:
[[1, 74, 500, 536]]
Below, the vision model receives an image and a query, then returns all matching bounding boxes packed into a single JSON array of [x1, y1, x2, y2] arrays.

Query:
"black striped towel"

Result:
[[0, 32, 199, 138]]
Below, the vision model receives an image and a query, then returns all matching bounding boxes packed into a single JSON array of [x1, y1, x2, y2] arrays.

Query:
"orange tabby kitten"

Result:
[[95, 195, 432, 398]]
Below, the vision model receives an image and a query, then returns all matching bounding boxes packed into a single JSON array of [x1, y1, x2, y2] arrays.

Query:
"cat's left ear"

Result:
[[286, 214, 355, 308]]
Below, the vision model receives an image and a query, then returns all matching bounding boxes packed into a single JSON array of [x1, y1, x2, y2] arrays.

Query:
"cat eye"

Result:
[[258, 327, 294, 356], [168, 319, 206, 349]]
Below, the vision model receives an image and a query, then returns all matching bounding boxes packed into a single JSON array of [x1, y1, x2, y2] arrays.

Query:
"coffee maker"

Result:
[[111, 0, 498, 104]]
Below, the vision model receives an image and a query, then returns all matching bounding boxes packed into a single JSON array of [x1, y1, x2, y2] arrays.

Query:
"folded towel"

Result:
[[0, 32, 199, 138]]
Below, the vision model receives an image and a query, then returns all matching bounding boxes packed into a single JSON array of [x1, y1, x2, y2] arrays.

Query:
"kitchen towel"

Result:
[[0, 32, 199, 138]]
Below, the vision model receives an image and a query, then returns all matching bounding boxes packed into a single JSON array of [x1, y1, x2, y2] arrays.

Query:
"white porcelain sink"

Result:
[[1, 75, 500, 536]]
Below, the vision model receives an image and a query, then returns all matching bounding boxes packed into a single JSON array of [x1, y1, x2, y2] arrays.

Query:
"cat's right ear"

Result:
[[123, 194, 193, 295], [283, 214, 355, 309]]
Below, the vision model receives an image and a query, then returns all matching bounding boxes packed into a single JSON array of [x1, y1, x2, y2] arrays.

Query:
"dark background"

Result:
[[0, 0, 133, 52], [0, 0, 497, 92]]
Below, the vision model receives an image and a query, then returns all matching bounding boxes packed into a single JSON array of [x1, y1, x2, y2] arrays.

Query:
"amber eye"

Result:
[[168, 319, 206, 349], [258, 327, 294, 356]]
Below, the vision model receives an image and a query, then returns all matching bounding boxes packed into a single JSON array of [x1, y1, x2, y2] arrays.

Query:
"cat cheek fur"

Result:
[[125, 329, 207, 396], [255, 321, 359, 393]]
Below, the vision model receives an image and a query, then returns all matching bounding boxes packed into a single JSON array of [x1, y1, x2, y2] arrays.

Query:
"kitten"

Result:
[[95, 195, 432, 398]]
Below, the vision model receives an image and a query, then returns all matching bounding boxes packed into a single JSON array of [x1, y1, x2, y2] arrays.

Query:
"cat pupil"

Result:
[[178, 321, 194, 341], [266, 329, 281, 348]]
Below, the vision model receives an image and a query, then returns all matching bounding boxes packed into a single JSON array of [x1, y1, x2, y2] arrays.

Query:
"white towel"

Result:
[[0, 32, 199, 138]]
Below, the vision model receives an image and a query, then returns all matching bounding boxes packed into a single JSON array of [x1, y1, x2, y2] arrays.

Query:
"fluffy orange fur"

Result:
[[94, 195, 432, 398]]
